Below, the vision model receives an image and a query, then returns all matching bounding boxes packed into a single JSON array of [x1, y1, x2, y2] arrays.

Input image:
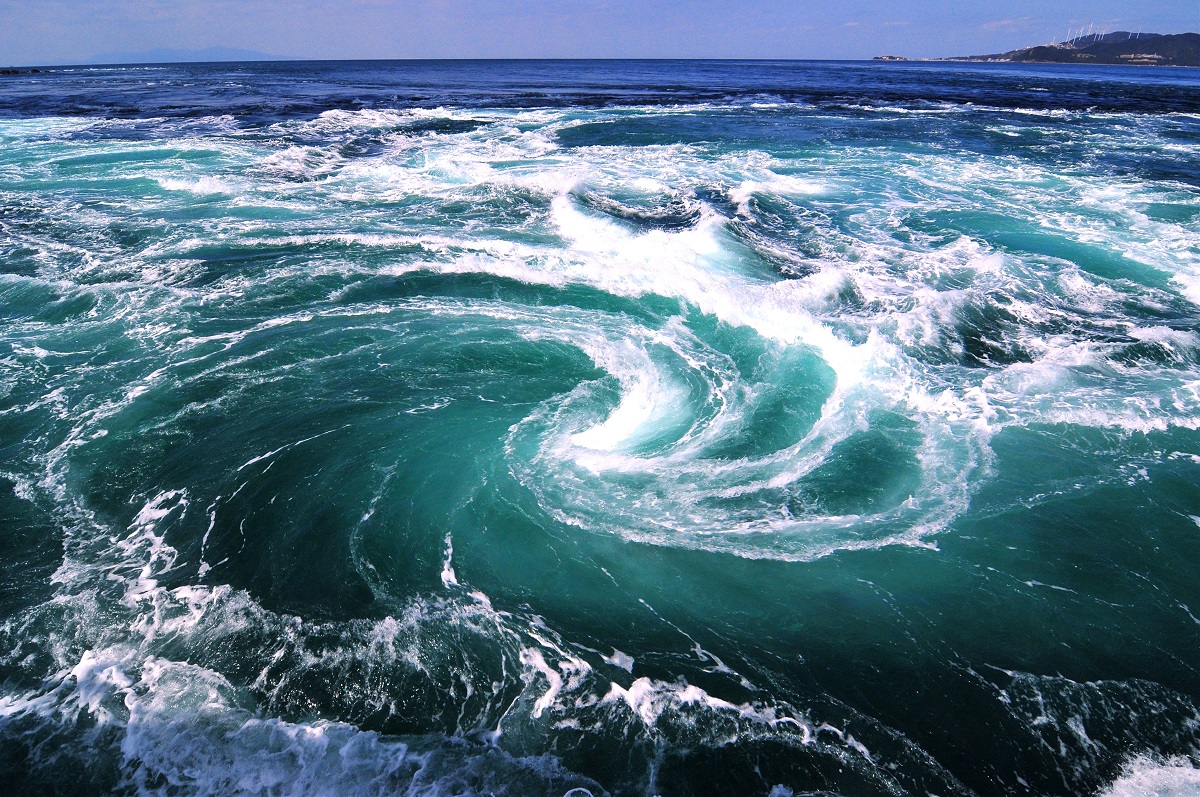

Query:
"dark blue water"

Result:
[[1, 60, 1199, 797], [3, 59, 1199, 119]]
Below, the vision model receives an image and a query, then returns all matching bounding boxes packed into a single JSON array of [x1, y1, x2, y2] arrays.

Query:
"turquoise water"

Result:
[[1, 61, 1199, 796]]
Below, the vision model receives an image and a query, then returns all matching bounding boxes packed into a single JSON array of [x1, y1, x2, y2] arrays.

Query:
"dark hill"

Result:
[[886, 32, 1200, 67]]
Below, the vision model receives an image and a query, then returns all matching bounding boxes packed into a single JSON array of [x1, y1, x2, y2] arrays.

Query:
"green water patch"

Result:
[[999, 230, 1172, 291], [556, 109, 956, 152], [932, 208, 1173, 291], [66, 314, 601, 619], [701, 333, 836, 460], [445, 470, 1197, 797], [556, 116, 722, 148], [0, 276, 97, 323], [448, 418, 1200, 795], [557, 119, 685, 149], [50, 147, 228, 170], [0, 478, 62, 621], [789, 411, 924, 517], [1142, 200, 1200, 225], [969, 423, 1200, 574], [1111, 333, 1200, 368], [154, 202, 314, 224], [164, 238, 430, 290], [3, 175, 181, 198], [333, 269, 689, 326]]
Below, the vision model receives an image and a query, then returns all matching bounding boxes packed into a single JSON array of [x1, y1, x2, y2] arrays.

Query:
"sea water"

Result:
[[1, 59, 1199, 796]]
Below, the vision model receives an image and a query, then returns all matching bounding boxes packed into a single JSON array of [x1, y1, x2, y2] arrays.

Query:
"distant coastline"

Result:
[[877, 31, 1200, 67]]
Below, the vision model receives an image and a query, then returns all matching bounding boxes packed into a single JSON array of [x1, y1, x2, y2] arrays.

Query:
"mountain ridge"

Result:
[[877, 31, 1199, 67]]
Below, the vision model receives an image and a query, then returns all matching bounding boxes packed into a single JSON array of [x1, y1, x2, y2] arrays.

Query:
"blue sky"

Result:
[[1, 0, 1196, 65]]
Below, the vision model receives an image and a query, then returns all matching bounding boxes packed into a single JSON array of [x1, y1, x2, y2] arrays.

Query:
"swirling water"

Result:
[[1, 60, 1199, 796]]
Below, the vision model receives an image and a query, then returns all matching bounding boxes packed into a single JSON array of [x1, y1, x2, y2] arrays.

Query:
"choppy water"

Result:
[[2, 60, 1200, 797]]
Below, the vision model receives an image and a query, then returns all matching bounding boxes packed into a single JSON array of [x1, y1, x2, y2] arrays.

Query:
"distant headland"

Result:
[[877, 31, 1200, 67]]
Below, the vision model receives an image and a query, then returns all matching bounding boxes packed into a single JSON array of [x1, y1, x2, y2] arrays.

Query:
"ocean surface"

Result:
[[1, 59, 1199, 797]]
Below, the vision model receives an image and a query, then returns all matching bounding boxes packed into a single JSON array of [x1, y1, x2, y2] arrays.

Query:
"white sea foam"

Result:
[[158, 176, 237, 195], [1175, 274, 1200, 308], [1100, 756, 1200, 797], [730, 174, 826, 213]]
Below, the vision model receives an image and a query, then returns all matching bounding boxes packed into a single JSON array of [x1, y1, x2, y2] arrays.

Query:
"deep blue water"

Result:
[[1, 59, 1199, 797]]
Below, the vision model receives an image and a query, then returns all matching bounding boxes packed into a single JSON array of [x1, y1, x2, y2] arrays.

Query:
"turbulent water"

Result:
[[1, 60, 1200, 797]]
